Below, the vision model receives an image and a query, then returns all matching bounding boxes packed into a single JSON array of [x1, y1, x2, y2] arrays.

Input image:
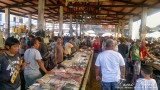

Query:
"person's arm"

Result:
[[54, 52, 58, 66], [120, 66, 125, 79], [130, 51, 133, 62], [95, 54, 101, 81], [73, 46, 81, 52], [0, 60, 11, 82], [37, 60, 52, 74], [145, 49, 156, 62], [133, 49, 143, 60], [63, 49, 67, 56], [95, 66, 101, 81]]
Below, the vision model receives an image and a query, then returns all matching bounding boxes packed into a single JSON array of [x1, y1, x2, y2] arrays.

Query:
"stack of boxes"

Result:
[[10, 25, 27, 33]]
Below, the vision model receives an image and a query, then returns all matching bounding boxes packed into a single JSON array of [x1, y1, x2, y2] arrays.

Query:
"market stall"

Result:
[[29, 49, 93, 90]]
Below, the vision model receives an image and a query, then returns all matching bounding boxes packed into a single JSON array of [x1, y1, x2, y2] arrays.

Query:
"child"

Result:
[[135, 65, 158, 90]]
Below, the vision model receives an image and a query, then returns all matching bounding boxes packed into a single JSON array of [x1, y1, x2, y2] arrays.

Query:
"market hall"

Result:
[[0, 0, 160, 90]]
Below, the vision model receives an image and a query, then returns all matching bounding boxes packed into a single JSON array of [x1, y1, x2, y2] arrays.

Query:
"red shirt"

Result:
[[94, 40, 99, 50], [139, 47, 147, 59]]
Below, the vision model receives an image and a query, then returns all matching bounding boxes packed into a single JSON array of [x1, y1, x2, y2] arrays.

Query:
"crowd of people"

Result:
[[0, 35, 159, 90]]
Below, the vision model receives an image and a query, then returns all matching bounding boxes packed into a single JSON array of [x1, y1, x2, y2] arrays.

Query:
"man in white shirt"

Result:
[[95, 39, 125, 90]]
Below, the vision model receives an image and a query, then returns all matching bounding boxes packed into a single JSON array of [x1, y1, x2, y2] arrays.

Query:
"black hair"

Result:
[[30, 39, 37, 47], [36, 37, 43, 42], [56, 37, 62, 41], [131, 41, 135, 45], [29, 35, 35, 39], [136, 39, 141, 43], [141, 65, 153, 75], [5, 37, 19, 50]]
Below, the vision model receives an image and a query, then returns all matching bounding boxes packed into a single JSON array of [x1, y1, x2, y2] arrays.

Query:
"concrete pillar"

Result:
[[70, 14, 73, 36], [28, 14, 32, 35], [141, 7, 148, 41], [38, 0, 45, 31], [76, 19, 78, 36], [59, 6, 63, 36], [129, 15, 133, 39], [5, 8, 10, 39], [122, 20, 125, 36]]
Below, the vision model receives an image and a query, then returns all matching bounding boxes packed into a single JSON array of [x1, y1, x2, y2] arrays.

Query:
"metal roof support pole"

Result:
[[5, 8, 10, 39], [28, 14, 32, 35], [141, 7, 148, 41], [70, 14, 73, 36], [76, 19, 78, 36], [43, 19, 46, 31], [129, 15, 133, 39], [59, 6, 63, 36], [122, 20, 125, 36], [38, 0, 45, 31]]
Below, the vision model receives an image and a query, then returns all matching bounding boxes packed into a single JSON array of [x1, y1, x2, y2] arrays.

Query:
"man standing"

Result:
[[0, 37, 30, 90], [131, 40, 143, 85], [95, 39, 125, 90], [54, 37, 66, 66], [65, 38, 80, 56], [24, 39, 53, 89]]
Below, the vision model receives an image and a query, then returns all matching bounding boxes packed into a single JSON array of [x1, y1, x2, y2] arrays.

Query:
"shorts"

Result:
[[133, 60, 141, 75]]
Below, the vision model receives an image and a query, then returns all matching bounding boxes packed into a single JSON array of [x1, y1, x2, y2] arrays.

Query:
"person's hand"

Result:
[[47, 71, 54, 74], [121, 75, 125, 79], [139, 57, 143, 60], [21, 62, 30, 70], [96, 76, 101, 81]]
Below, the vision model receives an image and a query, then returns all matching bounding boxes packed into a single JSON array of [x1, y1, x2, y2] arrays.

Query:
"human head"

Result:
[[72, 37, 76, 42], [30, 39, 40, 49], [29, 35, 34, 40], [105, 39, 115, 50], [36, 37, 43, 43], [151, 43, 157, 48], [136, 39, 141, 48], [20, 38, 25, 43], [141, 65, 152, 76], [56, 37, 62, 44], [78, 37, 81, 40], [131, 41, 136, 46], [5, 37, 20, 54], [68, 38, 72, 43]]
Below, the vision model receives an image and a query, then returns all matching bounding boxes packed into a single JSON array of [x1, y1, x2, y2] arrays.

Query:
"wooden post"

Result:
[[59, 6, 63, 36], [122, 20, 125, 36], [28, 14, 32, 35], [5, 8, 10, 39]]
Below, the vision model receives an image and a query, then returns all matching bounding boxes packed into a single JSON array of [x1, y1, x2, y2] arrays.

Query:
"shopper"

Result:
[[75, 37, 81, 48], [19, 38, 28, 57], [0, 37, 30, 90], [24, 39, 53, 89], [131, 40, 143, 85], [54, 37, 66, 66], [95, 39, 125, 90], [135, 65, 158, 90], [27, 35, 34, 48], [118, 38, 128, 63]]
